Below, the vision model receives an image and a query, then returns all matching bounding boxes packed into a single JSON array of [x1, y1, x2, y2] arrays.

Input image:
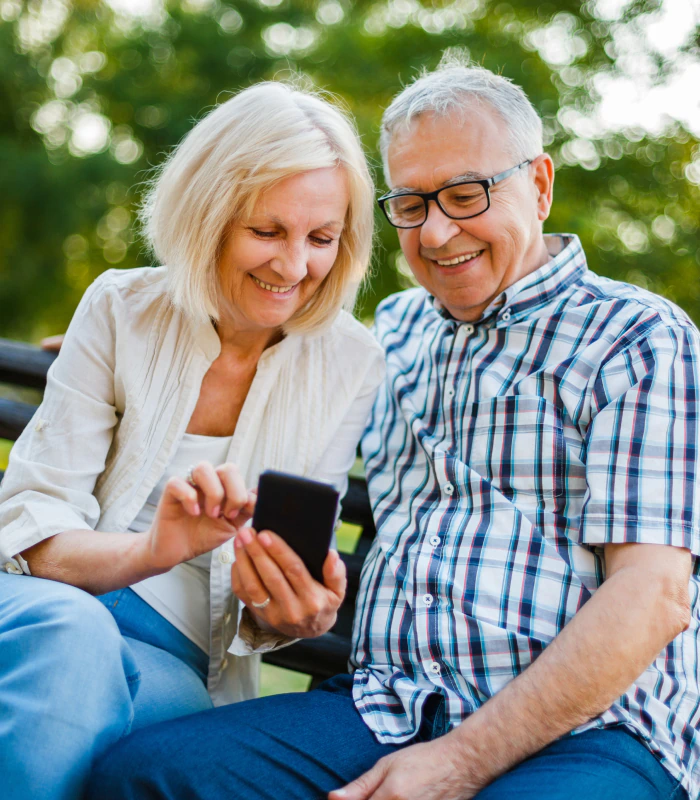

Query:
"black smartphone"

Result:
[[251, 470, 340, 584]]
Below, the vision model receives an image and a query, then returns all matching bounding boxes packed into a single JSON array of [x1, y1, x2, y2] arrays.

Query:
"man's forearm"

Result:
[[442, 559, 690, 791]]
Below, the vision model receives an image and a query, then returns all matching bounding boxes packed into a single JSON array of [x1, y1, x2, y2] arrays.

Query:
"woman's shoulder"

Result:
[[76, 266, 171, 325], [91, 266, 169, 298], [325, 310, 383, 356]]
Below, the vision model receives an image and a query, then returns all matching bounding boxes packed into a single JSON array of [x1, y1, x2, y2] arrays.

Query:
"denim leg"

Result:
[[474, 728, 687, 800], [0, 572, 139, 800], [98, 588, 209, 683], [87, 674, 407, 800], [124, 637, 213, 731]]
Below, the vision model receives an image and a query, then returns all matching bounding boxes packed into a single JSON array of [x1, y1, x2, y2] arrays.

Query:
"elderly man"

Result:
[[88, 61, 699, 800]]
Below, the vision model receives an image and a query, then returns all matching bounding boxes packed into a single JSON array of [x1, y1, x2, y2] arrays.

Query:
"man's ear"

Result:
[[532, 154, 554, 222]]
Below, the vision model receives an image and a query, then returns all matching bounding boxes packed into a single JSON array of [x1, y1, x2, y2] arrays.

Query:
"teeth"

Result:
[[251, 275, 295, 293], [436, 251, 483, 266]]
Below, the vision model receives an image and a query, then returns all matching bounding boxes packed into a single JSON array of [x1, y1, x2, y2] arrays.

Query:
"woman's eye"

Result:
[[251, 229, 277, 238], [310, 236, 333, 246]]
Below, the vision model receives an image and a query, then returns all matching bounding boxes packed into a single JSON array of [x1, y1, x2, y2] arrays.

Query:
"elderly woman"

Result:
[[0, 82, 384, 800]]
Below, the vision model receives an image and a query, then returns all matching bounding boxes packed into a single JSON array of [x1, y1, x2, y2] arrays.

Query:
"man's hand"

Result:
[[231, 528, 346, 639], [329, 738, 482, 800]]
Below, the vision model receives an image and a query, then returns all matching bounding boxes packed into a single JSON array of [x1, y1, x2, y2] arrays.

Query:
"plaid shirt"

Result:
[[353, 234, 700, 796]]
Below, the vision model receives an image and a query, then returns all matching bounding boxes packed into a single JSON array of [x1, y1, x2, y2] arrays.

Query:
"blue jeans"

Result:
[[0, 572, 212, 800], [88, 673, 688, 800]]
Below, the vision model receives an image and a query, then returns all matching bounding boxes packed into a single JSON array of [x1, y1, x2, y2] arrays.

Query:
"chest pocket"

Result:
[[464, 395, 565, 501]]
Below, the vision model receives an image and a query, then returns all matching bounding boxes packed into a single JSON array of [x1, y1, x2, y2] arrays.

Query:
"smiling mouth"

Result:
[[250, 275, 298, 294], [434, 250, 484, 267]]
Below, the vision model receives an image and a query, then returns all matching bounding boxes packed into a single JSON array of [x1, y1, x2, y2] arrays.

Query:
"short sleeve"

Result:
[[579, 321, 700, 555]]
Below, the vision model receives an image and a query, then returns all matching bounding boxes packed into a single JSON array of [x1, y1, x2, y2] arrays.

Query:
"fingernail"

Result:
[[238, 529, 252, 545], [212, 505, 221, 518], [193, 503, 201, 515], [259, 532, 272, 547]]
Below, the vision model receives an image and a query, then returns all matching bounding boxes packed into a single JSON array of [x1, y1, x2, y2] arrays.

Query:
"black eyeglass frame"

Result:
[[377, 158, 534, 229]]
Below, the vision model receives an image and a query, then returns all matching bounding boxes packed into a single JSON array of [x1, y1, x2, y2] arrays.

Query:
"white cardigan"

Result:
[[0, 266, 385, 706]]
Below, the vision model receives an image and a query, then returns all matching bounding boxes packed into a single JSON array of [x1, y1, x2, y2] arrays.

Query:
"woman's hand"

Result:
[[145, 461, 256, 572], [231, 528, 347, 639]]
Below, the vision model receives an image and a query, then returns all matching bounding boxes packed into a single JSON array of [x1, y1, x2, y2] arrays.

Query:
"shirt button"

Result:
[[446, 386, 455, 398], [429, 535, 441, 547], [218, 551, 233, 564], [422, 594, 434, 606], [5, 562, 22, 575], [430, 661, 441, 675], [443, 482, 454, 496], [501, 310, 511, 322], [463, 323, 475, 335]]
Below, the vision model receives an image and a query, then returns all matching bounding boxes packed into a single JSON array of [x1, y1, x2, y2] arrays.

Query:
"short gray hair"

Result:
[[380, 52, 543, 181]]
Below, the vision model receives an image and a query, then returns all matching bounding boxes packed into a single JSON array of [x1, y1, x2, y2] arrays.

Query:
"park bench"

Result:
[[0, 337, 376, 687]]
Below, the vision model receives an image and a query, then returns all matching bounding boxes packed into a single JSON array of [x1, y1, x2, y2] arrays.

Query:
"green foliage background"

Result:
[[0, 0, 698, 341]]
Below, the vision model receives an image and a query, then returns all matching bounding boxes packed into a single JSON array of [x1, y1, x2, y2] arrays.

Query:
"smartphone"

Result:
[[251, 470, 340, 584]]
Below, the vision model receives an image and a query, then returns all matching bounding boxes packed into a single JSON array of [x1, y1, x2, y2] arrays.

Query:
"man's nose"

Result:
[[419, 201, 461, 250]]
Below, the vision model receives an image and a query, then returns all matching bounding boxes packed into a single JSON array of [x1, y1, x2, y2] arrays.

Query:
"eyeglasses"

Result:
[[377, 159, 533, 229]]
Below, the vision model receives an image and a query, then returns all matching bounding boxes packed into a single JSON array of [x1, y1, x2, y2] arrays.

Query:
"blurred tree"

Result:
[[0, 0, 698, 340]]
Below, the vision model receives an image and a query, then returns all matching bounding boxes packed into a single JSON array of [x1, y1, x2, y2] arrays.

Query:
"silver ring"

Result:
[[251, 596, 271, 610], [186, 464, 197, 487]]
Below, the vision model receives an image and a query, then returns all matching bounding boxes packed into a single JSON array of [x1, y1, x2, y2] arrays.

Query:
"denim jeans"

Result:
[[0, 572, 212, 800], [88, 673, 688, 800]]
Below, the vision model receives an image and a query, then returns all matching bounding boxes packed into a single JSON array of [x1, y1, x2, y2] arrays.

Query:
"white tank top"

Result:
[[129, 433, 233, 654]]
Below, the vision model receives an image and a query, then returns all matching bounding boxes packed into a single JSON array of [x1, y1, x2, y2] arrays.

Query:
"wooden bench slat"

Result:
[[0, 399, 38, 441], [262, 631, 350, 680], [0, 338, 56, 389]]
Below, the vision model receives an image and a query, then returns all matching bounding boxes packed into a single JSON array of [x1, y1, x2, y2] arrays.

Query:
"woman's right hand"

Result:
[[145, 462, 256, 572]]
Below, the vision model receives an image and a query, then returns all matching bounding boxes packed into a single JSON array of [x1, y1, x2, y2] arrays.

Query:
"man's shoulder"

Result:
[[373, 288, 434, 334], [570, 270, 697, 334]]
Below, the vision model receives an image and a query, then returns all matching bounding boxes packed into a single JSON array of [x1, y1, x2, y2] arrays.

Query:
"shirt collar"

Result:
[[430, 234, 587, 325]]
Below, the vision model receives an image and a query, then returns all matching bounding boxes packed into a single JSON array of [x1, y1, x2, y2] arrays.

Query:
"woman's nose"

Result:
[[275, 242, 308, 284]]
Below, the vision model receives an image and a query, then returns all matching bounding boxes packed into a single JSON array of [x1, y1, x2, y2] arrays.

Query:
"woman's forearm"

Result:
[[21, 529, 165, 595]]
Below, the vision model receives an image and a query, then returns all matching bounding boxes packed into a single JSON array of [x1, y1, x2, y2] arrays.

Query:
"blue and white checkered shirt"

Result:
[[352, 234, 700, 796]]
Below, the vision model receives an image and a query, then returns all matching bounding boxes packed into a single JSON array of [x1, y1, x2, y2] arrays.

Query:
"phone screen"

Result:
[[251, 470, 340, 583]]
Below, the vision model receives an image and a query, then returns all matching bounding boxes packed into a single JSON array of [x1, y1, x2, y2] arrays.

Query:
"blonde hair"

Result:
[[140, 82, 374, 333]]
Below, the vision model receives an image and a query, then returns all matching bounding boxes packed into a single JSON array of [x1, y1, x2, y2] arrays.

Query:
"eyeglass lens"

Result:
[[385, 182, 488, 227]]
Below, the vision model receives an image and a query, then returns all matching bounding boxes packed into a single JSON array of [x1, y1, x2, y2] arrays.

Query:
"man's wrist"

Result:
[[439, 725, 494, 793]]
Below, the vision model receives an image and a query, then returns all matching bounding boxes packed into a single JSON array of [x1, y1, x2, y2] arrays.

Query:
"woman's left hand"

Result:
[[230, 528, 347, 639]]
